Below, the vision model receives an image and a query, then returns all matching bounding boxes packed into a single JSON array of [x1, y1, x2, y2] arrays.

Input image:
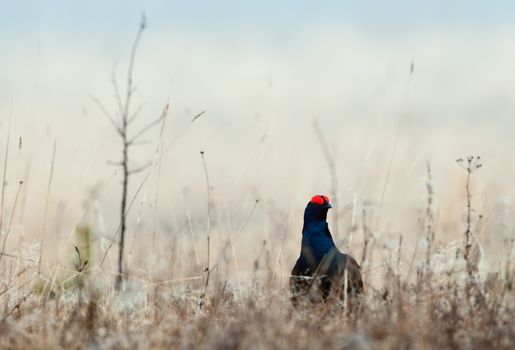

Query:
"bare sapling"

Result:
[[456, 156, 482, 279], [91, 14, 167, 291]]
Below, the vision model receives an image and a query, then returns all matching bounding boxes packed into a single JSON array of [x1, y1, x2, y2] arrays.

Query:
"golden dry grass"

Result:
[[0, 226, 513, 349]]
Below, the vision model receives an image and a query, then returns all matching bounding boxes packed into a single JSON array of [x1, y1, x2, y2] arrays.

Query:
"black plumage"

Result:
[[290, 195, 363, 305]]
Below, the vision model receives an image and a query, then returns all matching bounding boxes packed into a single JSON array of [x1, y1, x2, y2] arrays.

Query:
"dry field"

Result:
[[1, 17, 515, 350], [0, 167, 513, 349]]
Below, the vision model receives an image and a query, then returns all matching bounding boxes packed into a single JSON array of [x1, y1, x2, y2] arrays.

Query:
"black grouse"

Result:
[[290, 195, 363, 305]]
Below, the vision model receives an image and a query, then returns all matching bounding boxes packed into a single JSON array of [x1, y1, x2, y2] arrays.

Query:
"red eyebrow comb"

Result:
[[310, 195, 330, 205]]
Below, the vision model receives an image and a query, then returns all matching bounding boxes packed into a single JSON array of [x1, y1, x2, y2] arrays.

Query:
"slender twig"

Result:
[[128, 161, 153, 175], [375, 61, 414, 231], [360, 209, 370, 268], [128, 113, 167, 144], [349, 193, 358, 248], [199, 151, 211, 306], [361, 259, 395, 274], [151, 105, 169, 248], [425, 162, 435, 266], [231, 199, 259, 245], [89, 95, 123, 135], [38, 140, 57, 275], [161, 111, 206, 154], [397, 234, 403, 274], [18, 156, 32, 224], [1, 291, 32, 322], [343, 268, 348, 312], [97, 46, 206, 278], [407, 237, 421, 284], [127, 102, 146, 125], [183, 188, 201, 265], [408, 163, 436, 280], [0, 181, 23, 265], [0, 102, 12, 234], [97, 108, 205, 270], [122, 15, 146, 123], [465, 163, 472, 262], [0, 252, 35, 262], [312, 118, 339, 237], [211, 199, 259, 272], [111, 66, 125, 118], [97, 97, 205, 276], [275, 196, 291, 275], [456, 156, 482, 279]]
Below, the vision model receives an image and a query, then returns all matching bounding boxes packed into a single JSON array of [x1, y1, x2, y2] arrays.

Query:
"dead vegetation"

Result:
[[0, 252, 513, 349], [0, 16, 514, 350], [0, 159, 513, 349]]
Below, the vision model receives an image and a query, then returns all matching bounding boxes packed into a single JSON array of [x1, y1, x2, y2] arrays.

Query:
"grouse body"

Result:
[[290, 195, 363, 304]]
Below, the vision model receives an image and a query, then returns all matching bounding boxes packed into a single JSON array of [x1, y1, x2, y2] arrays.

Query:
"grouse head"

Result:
[[304, 195, 332, 222]]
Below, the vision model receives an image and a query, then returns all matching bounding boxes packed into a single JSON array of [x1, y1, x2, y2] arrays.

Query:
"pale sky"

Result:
[[1, 1, 515, 257], [2, 1, 514, 44]]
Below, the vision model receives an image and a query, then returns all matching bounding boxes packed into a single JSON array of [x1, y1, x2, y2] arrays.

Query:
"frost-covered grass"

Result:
[[0, 156, 514, 349], [0, 238, 513, 349]]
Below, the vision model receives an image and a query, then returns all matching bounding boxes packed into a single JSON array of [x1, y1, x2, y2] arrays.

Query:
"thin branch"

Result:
[[98, 109, 205, 269], [128, 161, 152, 175], [458, 156, 482, 279], [74, 245, 88, 272], [0, 180, 23, 265], [425, 162, 435, 266], [1, 291, 32, 322], [312, 119, 336, 171], [199, 151, 211, 306], [129, 115, 165, 144], [38, 141, 57, 275], [161, 110, 206, 155], [152, 105, 169, 248], [312, 118, 339, 237], [89, 95, 123, 135], [121, 13, 146, 127], [110, 65, 125, 118], [232, 199, 259, 245], [375, 61, 414, 231], [211, 199, 259, 272], [127, 102, 146, 125], [191, 110, 206, 123], [128, 104, 168, 144], [99, 161, 154, 268], [0, 102, 12, 234]]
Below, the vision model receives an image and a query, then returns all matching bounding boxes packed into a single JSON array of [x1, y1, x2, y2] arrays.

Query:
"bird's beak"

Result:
[[325, 203, 333, 209]]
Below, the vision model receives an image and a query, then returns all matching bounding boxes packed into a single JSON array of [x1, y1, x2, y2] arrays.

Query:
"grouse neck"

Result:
[[303, 205, 329, 223], [302, 220, 331, 235], [301, 220, 336, 257]]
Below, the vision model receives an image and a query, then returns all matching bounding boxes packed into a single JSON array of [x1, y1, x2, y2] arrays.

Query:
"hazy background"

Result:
[[1, 1, 515, 280]]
